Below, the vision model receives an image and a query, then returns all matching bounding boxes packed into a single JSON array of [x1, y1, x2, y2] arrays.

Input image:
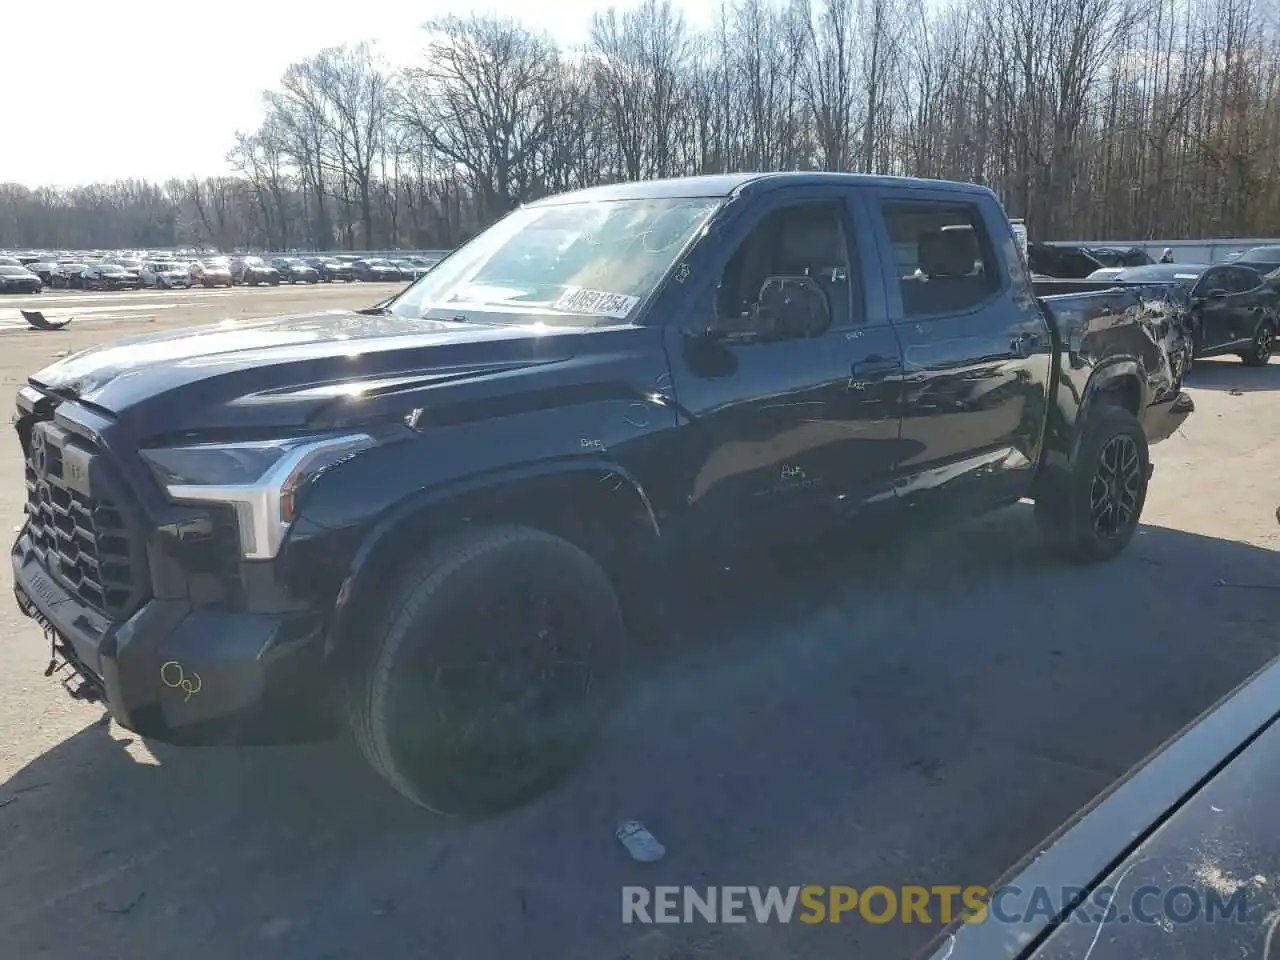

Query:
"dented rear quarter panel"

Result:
[[1034, 281, 1192, 471]]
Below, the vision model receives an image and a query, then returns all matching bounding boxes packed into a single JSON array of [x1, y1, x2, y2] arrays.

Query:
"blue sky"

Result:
[[2, 0, 714, 187]]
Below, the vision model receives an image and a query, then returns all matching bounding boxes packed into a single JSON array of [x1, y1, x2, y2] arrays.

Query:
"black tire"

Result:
[[346, 525, 625, 814], [1034, 405, 1149, 562], [1241, 318, 1274, 367]]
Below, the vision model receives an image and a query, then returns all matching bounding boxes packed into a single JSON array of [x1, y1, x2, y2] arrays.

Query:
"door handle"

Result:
[[851, 354, 903, 376]]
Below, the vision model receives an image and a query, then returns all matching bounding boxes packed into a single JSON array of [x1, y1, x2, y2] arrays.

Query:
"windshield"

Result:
[[1239, 247, 1280, 265], [99, 264, 126, 274], [0, 265, 31, 276], [390, 197, 721, 325]]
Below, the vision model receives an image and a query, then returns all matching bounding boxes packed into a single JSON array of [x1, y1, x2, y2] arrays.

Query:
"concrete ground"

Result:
[[1, 285, 1278, 960]]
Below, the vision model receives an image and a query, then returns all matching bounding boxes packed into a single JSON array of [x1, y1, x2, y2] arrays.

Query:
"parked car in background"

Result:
[[52, 262, 87, 289], [0, 265, 43, 294], [270, 257, 320, 284], [0, 256, 21, 267], [108, 257, 144, 281], [1106, 262, 1276, 365], [1225, 245, 1280, 291], [140, 261, 193, 289], [26, 262, 60, 285], [229, 256, 281, 286], [390, 259, 432, 281], [1027, 242, 1105, 278], [1085, 245, 1153, 268], [351, 257, 402, 281], [302, 257, 356, 282], [82, 263, 142, 290], [189, 260, 234, 287]]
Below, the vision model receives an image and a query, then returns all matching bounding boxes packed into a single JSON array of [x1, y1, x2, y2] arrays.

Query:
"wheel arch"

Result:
[[1081, 360, 1143, 416], [323, 461, 660, 663]]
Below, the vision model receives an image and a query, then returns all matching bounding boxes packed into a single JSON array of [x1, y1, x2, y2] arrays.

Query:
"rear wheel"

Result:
[[1241, 319, 1275, 367], [346, 525, 625, 814], [1035, 405, 1149, 562]]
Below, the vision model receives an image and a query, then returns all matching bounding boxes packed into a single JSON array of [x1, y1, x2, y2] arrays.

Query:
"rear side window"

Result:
[[1228, 267, 1261, 292], [880, 201, 1000, 318]]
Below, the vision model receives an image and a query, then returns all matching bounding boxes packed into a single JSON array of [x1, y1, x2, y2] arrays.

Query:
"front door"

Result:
[[1192, 266, 1243, 351], [664, 189, 905, 546]]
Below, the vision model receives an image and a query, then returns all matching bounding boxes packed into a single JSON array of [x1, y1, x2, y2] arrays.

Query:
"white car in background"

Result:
[[140, 261, 193, 289]]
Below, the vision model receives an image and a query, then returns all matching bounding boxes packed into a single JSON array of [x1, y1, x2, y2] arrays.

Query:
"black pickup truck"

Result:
[[10, 173, 1195, 812]]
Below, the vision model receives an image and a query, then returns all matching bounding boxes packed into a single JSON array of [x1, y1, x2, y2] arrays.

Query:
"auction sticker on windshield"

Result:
[[553, 287, 641, 319]]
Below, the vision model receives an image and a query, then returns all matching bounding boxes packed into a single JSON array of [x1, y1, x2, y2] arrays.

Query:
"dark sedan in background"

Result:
[[390, 258, 434, 280], [302, 257, 356, 282], [81, 263, 142, 290], [228, 256, 281, 286], [0, 265, 43, 293], [1093, 262, 1276, 365], [350, 257, 403, 281], [269, 257, 320, 283], [1226, 245, 1280, 291], [52, 262, 88, 288]]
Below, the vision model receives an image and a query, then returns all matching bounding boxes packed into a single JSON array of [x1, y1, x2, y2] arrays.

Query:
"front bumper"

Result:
[[11, 530, 335, 744]]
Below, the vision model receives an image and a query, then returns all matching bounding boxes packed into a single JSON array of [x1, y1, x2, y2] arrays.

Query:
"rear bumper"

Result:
[[11, 530, 335, 744], [1141, 390, 1194, 445]]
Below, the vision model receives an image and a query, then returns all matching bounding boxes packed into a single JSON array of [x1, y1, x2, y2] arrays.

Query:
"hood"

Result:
[[28, 309, 583, 437]]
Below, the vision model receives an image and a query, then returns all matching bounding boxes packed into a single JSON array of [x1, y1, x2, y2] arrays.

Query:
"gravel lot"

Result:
[[1, 285, 1278, 960]]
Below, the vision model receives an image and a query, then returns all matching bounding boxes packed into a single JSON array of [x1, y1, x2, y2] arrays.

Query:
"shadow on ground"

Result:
[[2, 507, 1278, 960], [1187, 356, 1280, 392]]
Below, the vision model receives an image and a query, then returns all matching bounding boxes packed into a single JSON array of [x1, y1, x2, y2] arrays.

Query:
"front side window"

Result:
[[390, 196, 722, 326], [880, 200, 1000, 318], [712, 200, 855, 332]]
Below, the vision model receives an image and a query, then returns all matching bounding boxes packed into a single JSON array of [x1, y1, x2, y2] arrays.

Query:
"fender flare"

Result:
[[323, 459, 660, 658], [1080, 359, 1145, 418]]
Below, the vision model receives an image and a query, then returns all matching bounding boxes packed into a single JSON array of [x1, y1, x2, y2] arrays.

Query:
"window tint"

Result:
[[880, 201, 1000, 317], [714, 200, 858, 328], [1228, 267, 1261, 293], [1194, 269, 1225, 297]]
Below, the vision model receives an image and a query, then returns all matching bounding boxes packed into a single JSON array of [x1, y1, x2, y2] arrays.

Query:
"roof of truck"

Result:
[[527, 172, 997, 205]]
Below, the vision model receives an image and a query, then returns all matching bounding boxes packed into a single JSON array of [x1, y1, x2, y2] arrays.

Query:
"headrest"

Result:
[[777, 214, 846, 270], [919, 229, 979, 278]]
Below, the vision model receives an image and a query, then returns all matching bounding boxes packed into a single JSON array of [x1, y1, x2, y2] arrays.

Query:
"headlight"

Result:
[[141, 433, 375, 559]]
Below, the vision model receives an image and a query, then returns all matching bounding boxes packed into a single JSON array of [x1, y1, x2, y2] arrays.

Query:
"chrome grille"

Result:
[[22, 419, 147, 619]]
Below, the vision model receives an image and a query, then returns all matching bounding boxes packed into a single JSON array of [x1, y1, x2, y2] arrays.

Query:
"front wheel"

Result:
[[1241, 319, 1275, 367], [346, 525, 625, 814], [1034, 406, 1150, 562]]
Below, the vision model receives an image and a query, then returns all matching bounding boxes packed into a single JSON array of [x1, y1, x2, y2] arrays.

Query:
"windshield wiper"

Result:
[[356, 305, 390, 316]]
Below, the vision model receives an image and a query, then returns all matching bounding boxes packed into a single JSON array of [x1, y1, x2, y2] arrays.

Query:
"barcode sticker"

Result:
[[553, 287, 641, 319]]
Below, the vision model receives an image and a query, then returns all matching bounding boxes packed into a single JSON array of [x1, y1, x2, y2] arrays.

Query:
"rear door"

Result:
[[1222, 267, 1274, 346], [867, 189, 1053, 516], [664, 185, 905, 545]]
